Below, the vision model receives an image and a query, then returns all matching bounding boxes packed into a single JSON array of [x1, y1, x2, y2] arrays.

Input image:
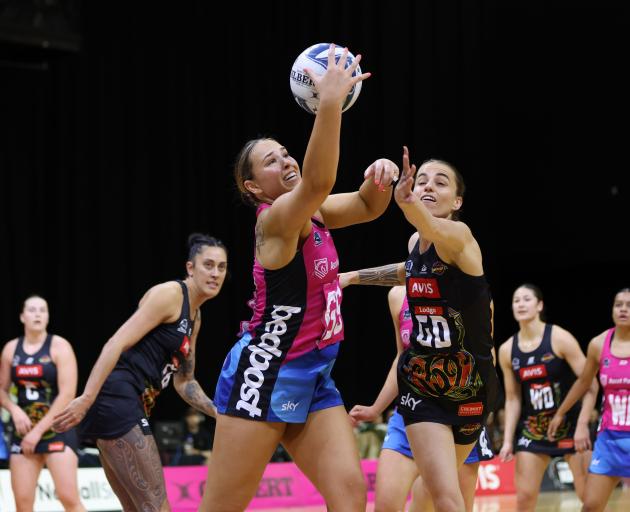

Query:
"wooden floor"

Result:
[[255, 487, 630, 511]]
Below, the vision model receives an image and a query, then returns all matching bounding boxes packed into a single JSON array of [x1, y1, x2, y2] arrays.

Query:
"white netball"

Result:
[[289, 43, 363, 115]]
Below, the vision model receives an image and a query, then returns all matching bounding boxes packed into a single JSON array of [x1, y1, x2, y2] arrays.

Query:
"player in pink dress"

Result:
[[200, 45, 399, 512], [548, 288, 630, 512]]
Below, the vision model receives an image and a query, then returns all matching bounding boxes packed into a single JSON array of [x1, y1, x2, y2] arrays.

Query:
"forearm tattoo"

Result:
[[179, 353, 194, 377], [357, 264, 404, 286], [177, 352, 214, 415], [183, 380, 215, 416]]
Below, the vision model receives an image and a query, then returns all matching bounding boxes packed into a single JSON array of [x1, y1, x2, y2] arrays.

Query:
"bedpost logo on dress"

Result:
[[236, 304, 302, 418]]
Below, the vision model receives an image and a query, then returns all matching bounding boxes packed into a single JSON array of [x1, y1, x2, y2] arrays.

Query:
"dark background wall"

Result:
[[1, 0, 627, 423]]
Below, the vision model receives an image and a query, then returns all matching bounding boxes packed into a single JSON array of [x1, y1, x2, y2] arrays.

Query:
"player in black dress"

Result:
[[341, 149, 499, 512], [498, 284, 597, 511], [0, 295, 86, 512], [53, 233, 227, 511]]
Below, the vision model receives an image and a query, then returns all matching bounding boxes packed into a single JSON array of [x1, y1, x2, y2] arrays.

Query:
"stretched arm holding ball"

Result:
[[201, 44, 396, 512]]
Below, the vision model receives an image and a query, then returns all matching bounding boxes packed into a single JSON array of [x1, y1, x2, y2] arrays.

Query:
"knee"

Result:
[[56, 489, 82, 509], [516, 487, 539, 508], [374, 503, 404, 512], [581, 496, 605, 512], [343, 471, 368, 503], [329, 471, 367, 510], [432, 494, 464, 512], [571, 473, 588, 501], [13, 489, 35, 509], [374, 493, 404, 512], [573, 485, 585, 502], [14, 497, 36, 512], [375, 493, 404, 512]]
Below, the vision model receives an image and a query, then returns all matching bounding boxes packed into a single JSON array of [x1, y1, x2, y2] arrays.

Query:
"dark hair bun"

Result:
[[186, 233, 227, 261], [187, 233, 212, 249]]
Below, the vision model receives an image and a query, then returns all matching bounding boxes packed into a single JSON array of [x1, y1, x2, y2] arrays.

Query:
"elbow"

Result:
[[435, 228, 465, 252], [102, 337, 123, 355], [173, 376, 185, 396], [407, 219, 443, 246], [173, 374, 191, 397], [364, 197, 390, 221], [505, 396, 520, 409], [305, 175, 336, 198], [363, 185, 393, 219], [410, 218, 465, 252]]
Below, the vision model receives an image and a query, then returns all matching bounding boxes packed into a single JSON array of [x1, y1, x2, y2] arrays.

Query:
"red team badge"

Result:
[[407, 278, 441, 299], [15, 365, 43, 377], [458, 402, 484, 416], [48, 442, 65, 452], [519, 364, 547, 381]]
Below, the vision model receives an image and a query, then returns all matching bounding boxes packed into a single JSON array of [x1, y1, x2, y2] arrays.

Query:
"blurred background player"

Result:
[[498, 283, 597, 511], [0, 295, 86, 512], [549, 288, 630, 512]]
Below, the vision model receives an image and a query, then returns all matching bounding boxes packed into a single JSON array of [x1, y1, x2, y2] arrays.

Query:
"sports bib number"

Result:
[[25, 386, 40, 400], [319, 281, 343, 349], [161, 362, 178, 389], [529, 383, 555, 410], [416, 314, 452, 348], [608, 392, 630, 426]]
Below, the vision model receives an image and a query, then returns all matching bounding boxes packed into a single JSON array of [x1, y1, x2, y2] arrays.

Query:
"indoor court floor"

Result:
[[256, 487, 630, 512]]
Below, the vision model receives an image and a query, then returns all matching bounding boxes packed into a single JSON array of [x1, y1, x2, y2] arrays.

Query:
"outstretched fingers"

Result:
[[347, 54, 371, 86], [394, 146, 417, 203], [334, 45, 370, 85], [402, 145, 416, 178], [327, 42, 339, 69]]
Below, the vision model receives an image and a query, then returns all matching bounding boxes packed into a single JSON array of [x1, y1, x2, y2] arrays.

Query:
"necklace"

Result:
[[519, 339, 539, 351]]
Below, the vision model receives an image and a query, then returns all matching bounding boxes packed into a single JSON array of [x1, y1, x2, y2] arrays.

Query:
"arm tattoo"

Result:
[[176, 352, 215, 416], [183, 380, 215, 416], [180, 351, 194, 377], [357, 264, 404, 286], [255, 222, 265, 254]]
